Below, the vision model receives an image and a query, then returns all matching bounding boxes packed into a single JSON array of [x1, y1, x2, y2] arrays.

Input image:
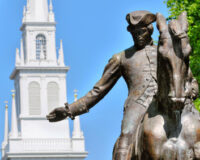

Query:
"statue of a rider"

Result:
[[47, 10, 199, 160]]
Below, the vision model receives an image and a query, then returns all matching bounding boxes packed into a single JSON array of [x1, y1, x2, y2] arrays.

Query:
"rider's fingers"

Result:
[[50, 116, 66, 122], [46, 113, 56, 120], [49, 118, 59, 122]]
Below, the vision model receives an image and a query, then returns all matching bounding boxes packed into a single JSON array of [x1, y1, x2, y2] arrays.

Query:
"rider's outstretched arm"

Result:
[[68, 53, 122, 118]]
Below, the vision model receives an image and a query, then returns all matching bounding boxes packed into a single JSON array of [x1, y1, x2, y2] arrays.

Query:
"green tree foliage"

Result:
[[165, 0, 200, 109]]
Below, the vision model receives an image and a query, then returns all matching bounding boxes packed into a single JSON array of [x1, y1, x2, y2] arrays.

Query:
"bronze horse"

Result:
[[133, 12, 200, 160]]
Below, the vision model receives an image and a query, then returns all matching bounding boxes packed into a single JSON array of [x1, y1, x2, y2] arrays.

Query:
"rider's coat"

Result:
[[68, 44, 157, 116]]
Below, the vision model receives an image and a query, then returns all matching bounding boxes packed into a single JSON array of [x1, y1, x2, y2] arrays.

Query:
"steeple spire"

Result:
[[10, 90, 19, 138], [25, 0, 49, 22], [58, 40, 65, 66]]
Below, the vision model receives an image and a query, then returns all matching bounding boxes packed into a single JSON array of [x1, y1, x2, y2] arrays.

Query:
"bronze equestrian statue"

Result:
[[47, 10, 199, 160], [134, 12, 200, 160]]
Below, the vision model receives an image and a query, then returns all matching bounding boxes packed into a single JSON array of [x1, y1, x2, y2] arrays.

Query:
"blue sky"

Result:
[[0, 0, 169, 159]]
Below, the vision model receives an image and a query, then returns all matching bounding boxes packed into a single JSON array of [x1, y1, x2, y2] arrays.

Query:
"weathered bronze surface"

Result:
[[47, 10, 199, 160]]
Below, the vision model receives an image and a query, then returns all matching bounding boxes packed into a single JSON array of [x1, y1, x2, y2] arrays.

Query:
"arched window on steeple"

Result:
[[36, 34, 46, 60]]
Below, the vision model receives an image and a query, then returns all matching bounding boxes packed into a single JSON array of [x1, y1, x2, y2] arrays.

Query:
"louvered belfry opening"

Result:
[[47, 82, 59, 112], [29, 82, 41, 115]]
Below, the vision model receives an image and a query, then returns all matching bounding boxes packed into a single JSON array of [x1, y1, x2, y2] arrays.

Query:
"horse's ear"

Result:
[[178, 11, 188, 33], [169, 19, 182, 37], [156, 13, 168, 34]]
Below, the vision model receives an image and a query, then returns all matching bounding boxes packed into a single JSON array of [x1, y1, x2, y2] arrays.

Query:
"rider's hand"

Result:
[[46, 106, 71, 122]]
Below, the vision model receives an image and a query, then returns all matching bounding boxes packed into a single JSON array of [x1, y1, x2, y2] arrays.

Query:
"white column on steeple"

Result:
[[3, 101, 9, 144], [15, 48, 21, 66], [48, 0, 55, 22], [10, 90, 18, 138], [72, 90, 83, 138], [2, 101, 9, 159], [20, 39, 24, 65], [58, 40, 65, 66]]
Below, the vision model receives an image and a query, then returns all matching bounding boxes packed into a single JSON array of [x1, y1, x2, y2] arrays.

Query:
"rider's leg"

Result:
[[113, 102, 146, 160]]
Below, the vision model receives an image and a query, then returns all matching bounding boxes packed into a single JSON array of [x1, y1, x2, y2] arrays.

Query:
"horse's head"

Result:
[[156, 12, 191, 111]]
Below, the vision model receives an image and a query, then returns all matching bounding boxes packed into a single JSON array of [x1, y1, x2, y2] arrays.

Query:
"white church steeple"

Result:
[[3, 0, 87, 159]]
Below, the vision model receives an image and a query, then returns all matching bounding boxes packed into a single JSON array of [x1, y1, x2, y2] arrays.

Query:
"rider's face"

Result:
[[129, 26, 151, 49]]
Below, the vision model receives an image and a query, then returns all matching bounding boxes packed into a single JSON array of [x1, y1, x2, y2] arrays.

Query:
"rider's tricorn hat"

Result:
[[126, 10, 156, 27]]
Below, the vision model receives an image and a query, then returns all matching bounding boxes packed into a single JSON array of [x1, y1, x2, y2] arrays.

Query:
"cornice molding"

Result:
[[10, 66, 70, 79], [20, 22, 56, 31]]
